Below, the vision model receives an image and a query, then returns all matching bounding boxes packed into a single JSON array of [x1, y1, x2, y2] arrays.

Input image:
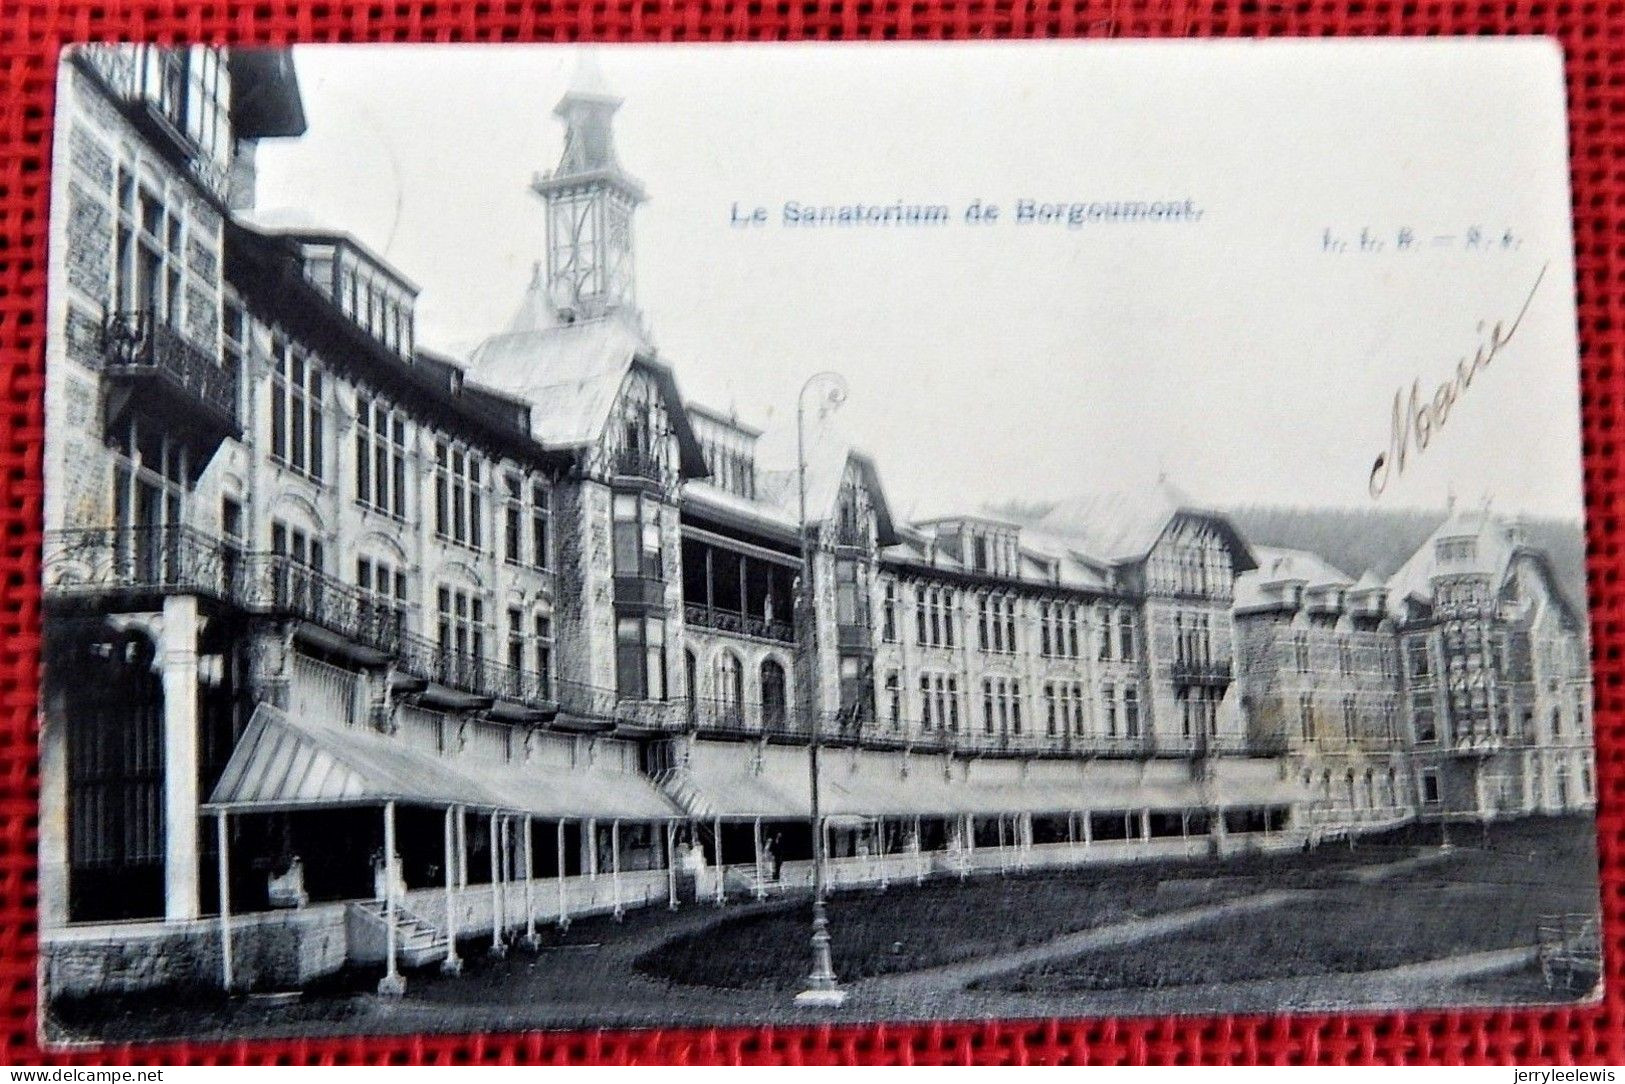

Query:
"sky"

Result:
[[254, 40, 1586, 523]]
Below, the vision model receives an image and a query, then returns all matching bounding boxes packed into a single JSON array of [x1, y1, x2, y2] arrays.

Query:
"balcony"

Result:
[[831, 520, 870, 551], [239, 556, 404, 662], [391, 631, 561, 719], [1171, 658, 1234, 687], [43, 525, 232, 605], [836, 622, 872, 653], [683, 602, 795, 644], [554, 680, 686, 734], [1450, 723, 1509, 756], [102, 312, 238, 448], [1073, 732, 1156, 758], [613, 574, 667, 609], [613, 445, 665, 483], [687, 695, 804, 740]]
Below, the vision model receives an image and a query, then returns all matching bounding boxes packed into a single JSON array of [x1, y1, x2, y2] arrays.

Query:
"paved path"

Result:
[[888, 943, 1551, 1023], [1343, 847, 1458, 884], [859, 889, 1306, 998]]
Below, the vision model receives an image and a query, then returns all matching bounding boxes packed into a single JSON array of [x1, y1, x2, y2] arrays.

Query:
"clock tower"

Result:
[[531, 53, 647, 327]]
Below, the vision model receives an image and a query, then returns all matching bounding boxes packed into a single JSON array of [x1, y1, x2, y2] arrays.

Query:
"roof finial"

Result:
[[567, 49, 616, 100], [1446, 483, 1457, 513]]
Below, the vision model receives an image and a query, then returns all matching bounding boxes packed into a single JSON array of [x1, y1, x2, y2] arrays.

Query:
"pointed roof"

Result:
[[1035, 481, 1257, 572], [505, 263, 562, 335], [1385, 507, 1518, 607], [466, 316, 705, 474], [1250, 546, 1354, 589], [536, 51, 646, 201]]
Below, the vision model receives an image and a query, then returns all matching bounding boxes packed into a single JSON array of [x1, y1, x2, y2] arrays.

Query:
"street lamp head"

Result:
[[799, 370, 850, 424]]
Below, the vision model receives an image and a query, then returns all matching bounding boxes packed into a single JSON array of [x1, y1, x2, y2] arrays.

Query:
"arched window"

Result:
[[717, 652, 744, 725], [760, 658, 787, 731]]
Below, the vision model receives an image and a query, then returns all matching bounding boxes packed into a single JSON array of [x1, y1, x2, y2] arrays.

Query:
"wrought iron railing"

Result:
[[238, 555, 405, 656], [613, 445, 665, 481], [1170, 658, 1234, 686], [831, 520, 870, 549], [683, 602, 795, 644], [43, 525, 232, 599], [688, 694, 798, 737], [103, 311, 237, 425], [613, 574, 668, 608], [552, 680, 685, 731]]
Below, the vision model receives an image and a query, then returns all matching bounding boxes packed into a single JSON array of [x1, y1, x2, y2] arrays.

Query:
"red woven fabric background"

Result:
[[1, 2, 1622, 1066]]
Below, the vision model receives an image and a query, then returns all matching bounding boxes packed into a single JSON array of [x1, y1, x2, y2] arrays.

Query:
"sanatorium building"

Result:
[[39, 46, 1596, 997]]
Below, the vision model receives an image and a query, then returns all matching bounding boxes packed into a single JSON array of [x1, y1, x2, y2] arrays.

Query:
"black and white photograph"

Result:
[[38, 39, 1601, 1044]]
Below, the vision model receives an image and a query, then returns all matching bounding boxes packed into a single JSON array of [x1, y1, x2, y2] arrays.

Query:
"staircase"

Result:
[[347, 901, 450, 968]]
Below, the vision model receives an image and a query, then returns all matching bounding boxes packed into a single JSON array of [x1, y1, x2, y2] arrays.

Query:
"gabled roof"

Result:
[[1235, 546, 1356, 613], [1035, 482, 1258, 573], [1386, 508, 1517, 607], [1386, 508, 1586, 626], [1250, 546, 1354, 590], [753, 443, 900, 548], [467, 316, 706, 476]]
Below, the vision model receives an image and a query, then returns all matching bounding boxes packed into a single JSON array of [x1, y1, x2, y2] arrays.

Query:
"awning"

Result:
[[204, 703, 680, 820], [663, 758, 1215, 820]]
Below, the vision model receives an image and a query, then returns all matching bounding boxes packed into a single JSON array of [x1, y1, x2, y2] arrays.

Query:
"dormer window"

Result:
[[296, 239, 418, 358], [1436, 537, 1478, 563]]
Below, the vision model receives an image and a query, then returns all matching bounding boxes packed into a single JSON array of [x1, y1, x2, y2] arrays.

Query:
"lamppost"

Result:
[[793, 370, 849, 1009]]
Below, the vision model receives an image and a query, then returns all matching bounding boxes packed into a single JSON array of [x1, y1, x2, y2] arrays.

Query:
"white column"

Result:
[[665, 821, 678, 910], [215, 811, 233, 994], [457, 808, 468, 888], [913, 814, 925, 884], [489, 813, 507, 957], [714, 815, 725, 906], [523, 816, 538, 947], [556, 819, 569, 927], [962, 813, 974, 878], [379, 800, 404, 996], [752, 817, 766, 900], [442, 805, 462, 974], [161, 595, 202, 921], [586, 817, 599, 879], [996, 814, 1007, 872], [611, 819, 623, 919]]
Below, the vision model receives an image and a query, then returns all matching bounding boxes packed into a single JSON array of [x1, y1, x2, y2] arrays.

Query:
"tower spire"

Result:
[[530, 51, 647, 331]]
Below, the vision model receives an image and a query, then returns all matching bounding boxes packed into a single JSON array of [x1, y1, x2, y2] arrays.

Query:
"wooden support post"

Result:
[[714, 815, 725, 906], [876, 817, 889, 891], [216, 811, 233, 994], [442, 805, 462, 974], [379, 801, 405, 996], [752, 817, 766, 900], [457, 807, 468, 887], [556, 819, 569, 929], [611, 819, 623, 920], [913, 814, 925, 884], [962, 813, 974, 879], [489, 813, 507, 957], [523, 816, 538, 948], [665, 820, 679, 910], [586, 818, 599, 879]]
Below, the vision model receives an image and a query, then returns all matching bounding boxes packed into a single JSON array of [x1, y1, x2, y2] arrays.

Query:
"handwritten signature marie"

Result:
[[1368, 262, 1550, 500]]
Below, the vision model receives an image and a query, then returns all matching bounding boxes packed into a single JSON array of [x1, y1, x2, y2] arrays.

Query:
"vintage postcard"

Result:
[[38, 39, 1599, 1043]]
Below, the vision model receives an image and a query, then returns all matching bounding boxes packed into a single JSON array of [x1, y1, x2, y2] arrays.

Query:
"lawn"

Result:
[[980, 815, 1598, 994], [632, 841, 1443, 992]]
